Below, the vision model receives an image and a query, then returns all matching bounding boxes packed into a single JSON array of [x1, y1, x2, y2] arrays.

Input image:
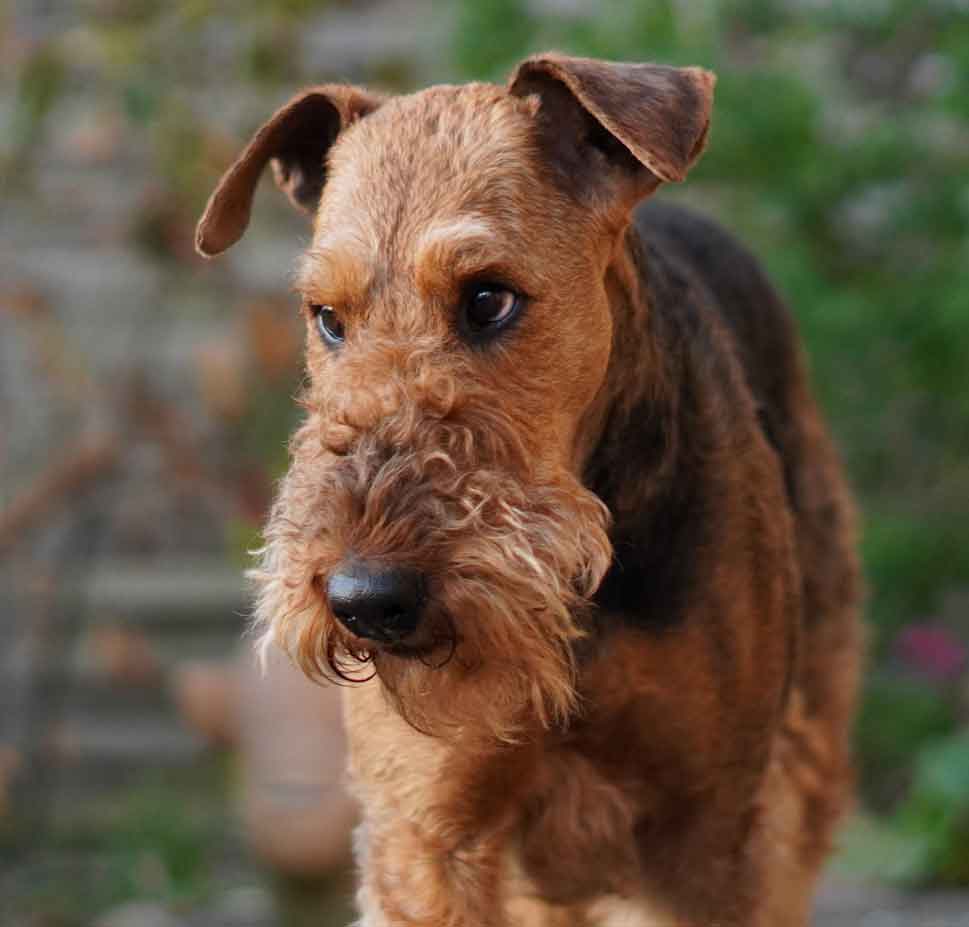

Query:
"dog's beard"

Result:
[[251, 400, 612, 744]]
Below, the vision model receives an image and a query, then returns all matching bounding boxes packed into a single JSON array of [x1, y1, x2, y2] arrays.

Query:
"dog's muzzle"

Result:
[[327, 560, 426, 644]]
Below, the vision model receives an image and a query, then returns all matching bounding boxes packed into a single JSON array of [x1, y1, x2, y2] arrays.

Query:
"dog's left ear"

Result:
[[196, 85, 381, 258], [509, 53, 715, 202]]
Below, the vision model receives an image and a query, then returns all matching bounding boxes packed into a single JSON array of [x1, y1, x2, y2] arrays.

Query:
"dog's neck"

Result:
[[580, 216, 720, 627], [572, 221, 658, 474], [579, 219, 679, 514]]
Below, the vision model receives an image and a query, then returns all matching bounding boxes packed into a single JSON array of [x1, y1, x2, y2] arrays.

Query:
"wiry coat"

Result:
[[197, 54, 862, 927]]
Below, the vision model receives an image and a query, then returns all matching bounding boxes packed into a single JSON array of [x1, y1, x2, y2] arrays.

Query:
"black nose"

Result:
[[326, 562, 425, 643]]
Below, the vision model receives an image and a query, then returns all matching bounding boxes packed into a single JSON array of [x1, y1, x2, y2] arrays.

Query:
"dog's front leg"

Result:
[[345, 682, 526, 927], [354, 815, 511, 927]]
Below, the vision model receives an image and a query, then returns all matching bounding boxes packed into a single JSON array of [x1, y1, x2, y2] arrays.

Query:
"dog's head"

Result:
[[198, 55, 714, 742]]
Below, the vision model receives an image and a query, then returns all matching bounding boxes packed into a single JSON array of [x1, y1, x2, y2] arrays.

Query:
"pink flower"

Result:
[[895, 624, 968, 683]]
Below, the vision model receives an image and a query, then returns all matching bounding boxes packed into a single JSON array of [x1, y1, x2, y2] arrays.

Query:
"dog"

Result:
[[196, 53, 862, 927]]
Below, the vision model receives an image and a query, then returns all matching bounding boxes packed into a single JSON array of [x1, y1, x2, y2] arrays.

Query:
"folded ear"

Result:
[[508, 53, 715, 203], [196, 85, 381, 258]]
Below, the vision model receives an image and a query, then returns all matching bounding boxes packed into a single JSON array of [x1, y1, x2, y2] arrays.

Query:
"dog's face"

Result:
[[198, 55, 714, 742]]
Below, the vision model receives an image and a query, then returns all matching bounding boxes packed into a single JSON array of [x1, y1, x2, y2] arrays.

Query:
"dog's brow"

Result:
[[413, 217, 501, 268], [413, 216, 527, 293], [296, 232, 377, 297]]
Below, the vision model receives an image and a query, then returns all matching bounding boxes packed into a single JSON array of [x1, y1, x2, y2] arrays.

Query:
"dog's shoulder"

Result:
[[633, 200, 802, 430]]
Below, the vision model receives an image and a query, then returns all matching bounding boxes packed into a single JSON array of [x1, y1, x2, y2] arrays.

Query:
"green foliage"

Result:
[[856, 673, 958, 810], [4, 762, 237, 923], [453, 0, 537, 79], [891, 732, 969, 884], [3, 41, 66, 180], [864, 514, 969, 640]]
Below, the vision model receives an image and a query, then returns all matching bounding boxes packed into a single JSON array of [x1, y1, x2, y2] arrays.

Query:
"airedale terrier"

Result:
[[196, 54, 863, 927]]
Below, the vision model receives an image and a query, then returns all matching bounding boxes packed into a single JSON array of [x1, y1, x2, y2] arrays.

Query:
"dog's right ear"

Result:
[[509, 54, 714, 208], [196, 86, 381, 258]]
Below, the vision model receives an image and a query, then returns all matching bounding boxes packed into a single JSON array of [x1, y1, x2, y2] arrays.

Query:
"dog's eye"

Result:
[[462, 285, 521, 339], [310, 305, 345, 346]]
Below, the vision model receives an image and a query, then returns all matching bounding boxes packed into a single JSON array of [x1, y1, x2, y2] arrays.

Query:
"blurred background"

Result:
[[2, 0, 969, 924]]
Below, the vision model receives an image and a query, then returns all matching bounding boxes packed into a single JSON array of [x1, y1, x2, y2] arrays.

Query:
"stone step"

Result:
[[2, 628, 246, 708], [45, 714, 205, 772], [813, 877, 969, 926], [83, 558, 248, 625]]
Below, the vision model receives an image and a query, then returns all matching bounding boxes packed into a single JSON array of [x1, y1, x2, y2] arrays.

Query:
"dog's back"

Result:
[[635, 199, 863, 854]]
